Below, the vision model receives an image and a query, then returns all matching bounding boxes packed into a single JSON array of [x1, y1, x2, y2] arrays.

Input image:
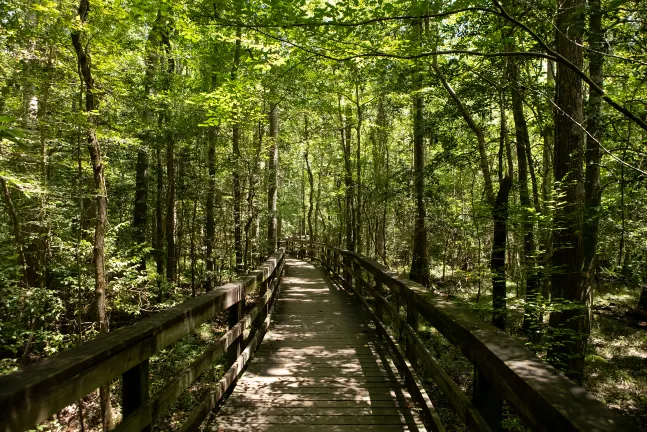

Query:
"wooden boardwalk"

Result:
[[211, 258, 425, 431]]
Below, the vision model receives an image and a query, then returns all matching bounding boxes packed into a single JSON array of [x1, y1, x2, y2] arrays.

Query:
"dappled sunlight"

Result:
[[210, 258, 424, 431]]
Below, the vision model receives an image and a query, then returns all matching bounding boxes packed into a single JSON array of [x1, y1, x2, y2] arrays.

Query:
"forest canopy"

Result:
[[1, 0, 646, 429]]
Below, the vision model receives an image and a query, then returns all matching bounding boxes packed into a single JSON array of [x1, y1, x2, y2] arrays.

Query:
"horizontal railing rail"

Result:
[[287, 239, 636, 432], [0, 248, 285, 432]]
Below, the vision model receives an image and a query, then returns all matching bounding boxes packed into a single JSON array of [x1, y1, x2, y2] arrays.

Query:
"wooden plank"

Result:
[[342, 275, 445, 432], [217, 407, 417, 416], [214, 415, 420, 425], [114, 274, 281, 432], [210, 258, 425, 432], [341, 249, 638, 432], [122, 360, 150, 432], [223, 399, 411, 408], [211, 424, 425, 432], [0, 250, 284, 432], [373, 291, 491, 432]]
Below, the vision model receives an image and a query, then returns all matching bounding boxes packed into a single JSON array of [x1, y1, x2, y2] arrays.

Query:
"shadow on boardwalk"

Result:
[[211, 258, 424, 431]]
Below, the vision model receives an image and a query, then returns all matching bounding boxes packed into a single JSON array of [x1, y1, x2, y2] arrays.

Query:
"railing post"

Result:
[[260, 276, 270, 321], [354, 259, 363, 298], [405, 289, 418, 366], [473, 367, 503, 430], [375, 280, 384, 340], [122, 360, 150, 432], [342, 253, 350, 289], [227, 297, 243, 367]]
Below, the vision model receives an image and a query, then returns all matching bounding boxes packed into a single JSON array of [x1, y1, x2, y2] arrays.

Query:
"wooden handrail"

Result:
[[287, 239, 637, 432], [0, 248, 285, 432]]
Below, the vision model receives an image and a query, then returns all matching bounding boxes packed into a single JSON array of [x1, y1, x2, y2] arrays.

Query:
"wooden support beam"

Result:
[[122, 360, 150, 432]]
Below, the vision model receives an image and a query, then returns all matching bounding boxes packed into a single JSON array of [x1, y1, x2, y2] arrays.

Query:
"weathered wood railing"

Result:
[[0, 248, 285, 432], [287, 239, 636, 432]]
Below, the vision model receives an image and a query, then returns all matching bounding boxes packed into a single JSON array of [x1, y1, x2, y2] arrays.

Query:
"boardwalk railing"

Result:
[[0, 248, 285, 432], [286, 239, 636, 432]]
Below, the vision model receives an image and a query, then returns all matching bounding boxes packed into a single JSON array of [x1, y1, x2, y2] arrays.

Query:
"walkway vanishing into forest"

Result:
[[0, 241, 638, 432], [212, 258, 424, 431]]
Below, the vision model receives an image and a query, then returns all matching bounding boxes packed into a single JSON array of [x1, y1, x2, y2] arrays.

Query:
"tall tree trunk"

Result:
[[165, 132, 175, 284], [190, 199, 198, 297], [133, 17, 160, 272], [341, 110, 354, 252], [305, 116, 314, 240], [509, 59, 539, 332], [409, 27, 429, 286], [230, 29, 243, 269], [133, 148, 148, 271], [155, 147, 164, 300], [163, 31, 176, 285], [267, 101, 278, 254], [205, 130, 216, 291], [355, 82, 362, 255], [547, 0, 587, 383], [582, 0, 604, 291], [71, 0, 114, 427]]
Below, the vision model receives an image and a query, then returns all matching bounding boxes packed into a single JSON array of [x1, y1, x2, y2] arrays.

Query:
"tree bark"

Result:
[[410, 27, 429, 286], [0, 177, 30, 287], [71, 0, 114, 427], [133, 17, 161, 272], [491, 177, 512, 330], [340, 106, 354, 252], [305, 137, 314, 240], [267, 101, 278, 254], [165, 132, 176, 284], [133, 148, 148, 271], [547, 0, 587, 383], [582, 0, 604, 292], [231, 27, 243, 269], [509, 58, 539, 332], [354, 82, 362, 255], [206, 129, 216, 291], [155, 147, 164, 300], [162, 31, 176, 285]]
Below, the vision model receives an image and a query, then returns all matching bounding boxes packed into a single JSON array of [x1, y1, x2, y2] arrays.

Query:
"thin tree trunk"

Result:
[[432, 57, 494, 205], [205, 129, 216, 291], [190, 198, 197, 297], [305, 117, 314, 240], [582, 0, 604, 289], [491, 178, 513, 329], [71, 1, 114, 427], [433, 53, 510, 328], [342, 115, 354, 252], [165, 132, 176, 284], [133, 18, 160, 272], [155, 147, 164, 300], [231, 28, 243, 269], [355, 82, 362, 255], [0, 178, 29, 286], [163, 30, 176, 284], [133, 148, 148, 271], [509, 58, 539, 332], [267, 101, 278, 253]]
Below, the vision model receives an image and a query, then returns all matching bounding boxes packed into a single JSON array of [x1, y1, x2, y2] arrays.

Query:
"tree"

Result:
[[547, 0, 587, 383], [70, 0, 114, 427]]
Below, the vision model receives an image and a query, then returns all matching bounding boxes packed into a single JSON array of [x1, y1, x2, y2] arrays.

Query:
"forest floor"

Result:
[[423, 268, 647, 431]]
